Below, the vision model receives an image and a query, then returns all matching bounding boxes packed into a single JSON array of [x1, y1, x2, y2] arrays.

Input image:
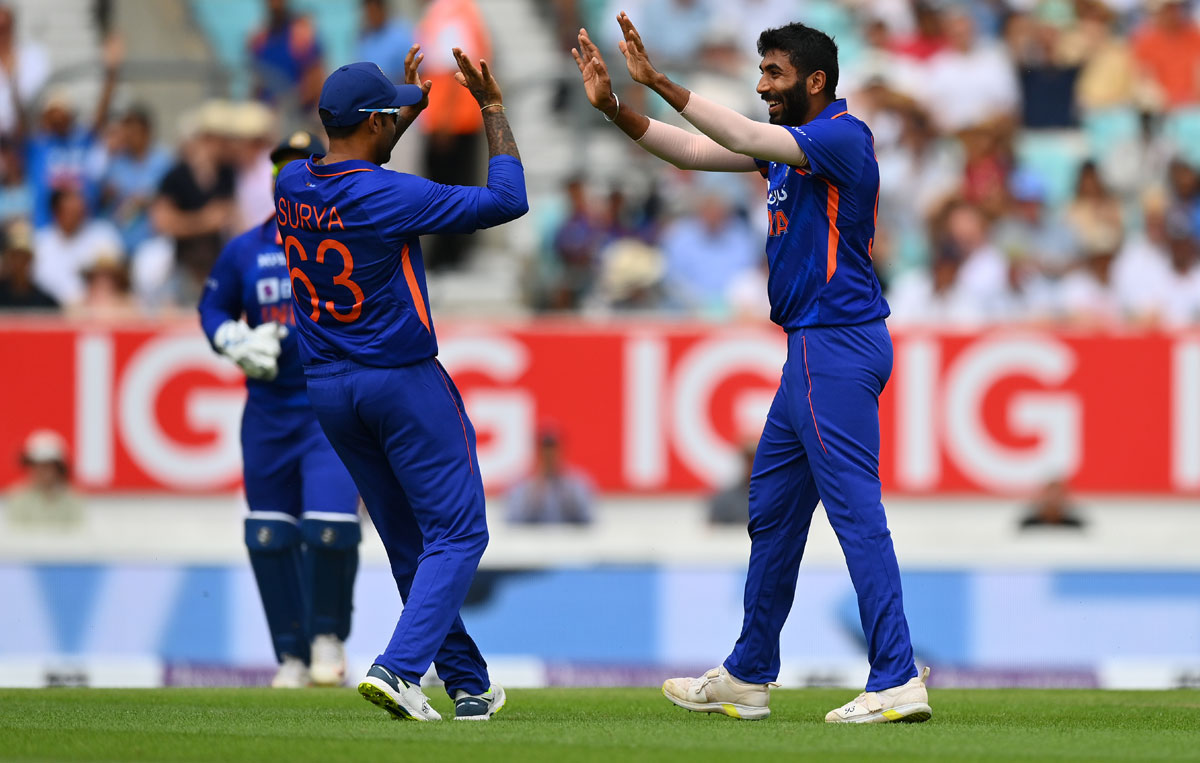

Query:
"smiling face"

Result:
[[757, 49, 820, 125]]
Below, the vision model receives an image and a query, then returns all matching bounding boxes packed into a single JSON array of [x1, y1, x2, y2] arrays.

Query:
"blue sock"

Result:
[[301, 514, 361, 641], [245, 515, 309, 663]]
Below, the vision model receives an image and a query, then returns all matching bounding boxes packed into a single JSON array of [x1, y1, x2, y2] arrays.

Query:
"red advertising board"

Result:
[[3, 318, 1199, 495]]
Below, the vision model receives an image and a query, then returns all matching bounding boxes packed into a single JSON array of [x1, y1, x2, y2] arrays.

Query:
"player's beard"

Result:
[[765, 79, 810, 126]]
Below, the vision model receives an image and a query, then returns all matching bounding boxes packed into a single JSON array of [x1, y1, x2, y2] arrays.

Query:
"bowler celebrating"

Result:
[[275, 48, 526, 721], [200, 130, 362, 689], [573, 15, 930, 723]]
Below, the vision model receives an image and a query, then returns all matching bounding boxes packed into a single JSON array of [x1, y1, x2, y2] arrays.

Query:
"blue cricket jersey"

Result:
[[273, 154, 527, 368], [756, 99, 889, 330], [199, 218, 307, 408]]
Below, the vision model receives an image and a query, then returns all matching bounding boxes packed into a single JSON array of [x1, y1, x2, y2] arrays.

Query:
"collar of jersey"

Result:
[[812, 98, 849, 123], [305, 157, 378, 178]]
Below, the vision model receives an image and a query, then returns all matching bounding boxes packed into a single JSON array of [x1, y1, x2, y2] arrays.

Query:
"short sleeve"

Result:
[[754, 158, 770, 180], [784, 118, 866, 187], [369, 172, 488, 239]]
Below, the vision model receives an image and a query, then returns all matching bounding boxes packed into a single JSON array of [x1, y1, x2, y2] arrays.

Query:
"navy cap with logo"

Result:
[[318, 62, 424, 127]]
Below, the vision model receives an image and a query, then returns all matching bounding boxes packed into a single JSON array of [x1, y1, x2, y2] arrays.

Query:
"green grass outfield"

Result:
[[2, 688, 1198, 762]]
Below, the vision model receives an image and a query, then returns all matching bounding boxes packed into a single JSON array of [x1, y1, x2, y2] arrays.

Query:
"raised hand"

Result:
[[571, 27, 618, 119], [616, 11, 659, 87], [452, 47, 503, 108], [400, 43, 431, 122]]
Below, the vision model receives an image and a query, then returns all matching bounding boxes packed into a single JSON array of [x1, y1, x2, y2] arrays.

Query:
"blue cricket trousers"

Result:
[[304, 356, 490, 697], [724, 320, 917, 692]]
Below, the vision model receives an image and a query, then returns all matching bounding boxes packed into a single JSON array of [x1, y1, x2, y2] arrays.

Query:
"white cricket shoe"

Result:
[[825, 666, 932, 723], [454, 684, 507, 721], [662, 665, 775, 720], [358, 664, 442, 721], [309, 634, 346, 687], [271, 655, 310, 689]]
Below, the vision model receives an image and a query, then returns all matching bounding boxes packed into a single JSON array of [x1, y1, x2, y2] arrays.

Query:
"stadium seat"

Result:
[[1162, 107, 1200, 165], [1015, 131, 1089, 209]]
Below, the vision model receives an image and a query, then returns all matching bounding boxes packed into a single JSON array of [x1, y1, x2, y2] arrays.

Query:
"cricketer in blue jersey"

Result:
[[274, 48, 526, 721], [199, 131, 361, 689], [573, 16, 930, 723]]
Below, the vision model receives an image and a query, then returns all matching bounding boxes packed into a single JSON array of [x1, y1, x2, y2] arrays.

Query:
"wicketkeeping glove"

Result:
[[214, 320, 288, 381]]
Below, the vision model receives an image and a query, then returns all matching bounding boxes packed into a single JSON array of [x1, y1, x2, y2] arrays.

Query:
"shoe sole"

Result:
[[827, 702, 933, 724], [661, 686, 770, 720], [454, 686, 507, 721], [357, 678, 440, 722]]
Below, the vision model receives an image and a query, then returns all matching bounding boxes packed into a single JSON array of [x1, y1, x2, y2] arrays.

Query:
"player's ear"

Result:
[[808, 70, 826, 96]]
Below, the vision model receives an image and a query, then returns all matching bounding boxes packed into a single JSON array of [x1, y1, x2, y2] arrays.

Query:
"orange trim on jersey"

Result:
[[400, 244, 431, 333], [435, 363, 474, 475], [802, 335, 829, 455], [306, 165, 375, 178], [830, 110, 848, 120], [824, 182, 841, 283]]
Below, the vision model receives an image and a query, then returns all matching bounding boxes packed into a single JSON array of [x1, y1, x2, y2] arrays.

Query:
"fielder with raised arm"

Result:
[[573, 13, 931, 724], [275, 47, 527, 721]]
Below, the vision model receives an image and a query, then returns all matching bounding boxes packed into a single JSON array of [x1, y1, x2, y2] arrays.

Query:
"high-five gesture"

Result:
[[571, 27, 618, 119], [453, 47, 503, 108], [452, 47, 519, 160], [616, 12, 661, 87], [399, 43, 432, 123]]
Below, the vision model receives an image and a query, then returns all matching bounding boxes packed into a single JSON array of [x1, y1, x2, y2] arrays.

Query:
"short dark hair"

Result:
[[123, 103, 154, 132], [319, 109, 361, 140], [757, 23, 839, 97]]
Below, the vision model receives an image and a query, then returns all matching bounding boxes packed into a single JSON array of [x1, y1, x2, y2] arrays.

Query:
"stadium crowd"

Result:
[[1, 0, 1200, 328]]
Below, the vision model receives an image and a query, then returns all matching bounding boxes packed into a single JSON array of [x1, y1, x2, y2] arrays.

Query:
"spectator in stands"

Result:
[[944, 201, 1013, 322], [1071, 0, 1139, 111], [33, 187, 123, 307], [1066, 161, 1125, 256], [923, 8, 1019, 134], [152, 107, 236, 303], [0, 219, 54, 309], [887, 250, 981, 326], [993, 170, 1076, 278], [250, 0, 324, 112], [227, 101, 276, 230], [1132, 0, 1200, 111], [1019, 480, 1085, 531], [0, 134, 30, 222], [415, 0, 491, 270], [23, 36, 121, 228], [1112, 188, 1174, 324], [1166, 157, 1200, 231], [1004, 11, 1080, 129], [358, 0, 414, 80], [660, 188, 760, 314], [1160, 208, 1200, 325], [889, 0, 947, 62], [67, 256, 139, 323], [506, 425, 594, 525], [0, 3, 48, 138], [1057, 222, 1124, 325], [596, 238, 667, 312], [101, 105, 173, 256], [708, 441, 755, 526], [548, 176, 603, 309], [4, 429, 84, 532]]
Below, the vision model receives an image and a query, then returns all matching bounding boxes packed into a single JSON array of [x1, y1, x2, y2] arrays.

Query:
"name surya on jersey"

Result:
[[277, 196, 345, 233]]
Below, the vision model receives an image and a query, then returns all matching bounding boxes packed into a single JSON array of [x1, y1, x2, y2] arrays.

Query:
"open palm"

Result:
[[572, 28, 616, 115], [617, 12, 659, 86]]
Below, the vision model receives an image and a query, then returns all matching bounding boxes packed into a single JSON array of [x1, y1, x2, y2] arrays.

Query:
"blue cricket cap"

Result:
[[318, 62, 424, 128]]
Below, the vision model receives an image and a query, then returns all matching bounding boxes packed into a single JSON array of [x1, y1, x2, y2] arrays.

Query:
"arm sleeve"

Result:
[[198, 242, 244, 346], [379, 155, 528, 237], [679, 92, 809, 166], [636, 118, 761, 172]]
